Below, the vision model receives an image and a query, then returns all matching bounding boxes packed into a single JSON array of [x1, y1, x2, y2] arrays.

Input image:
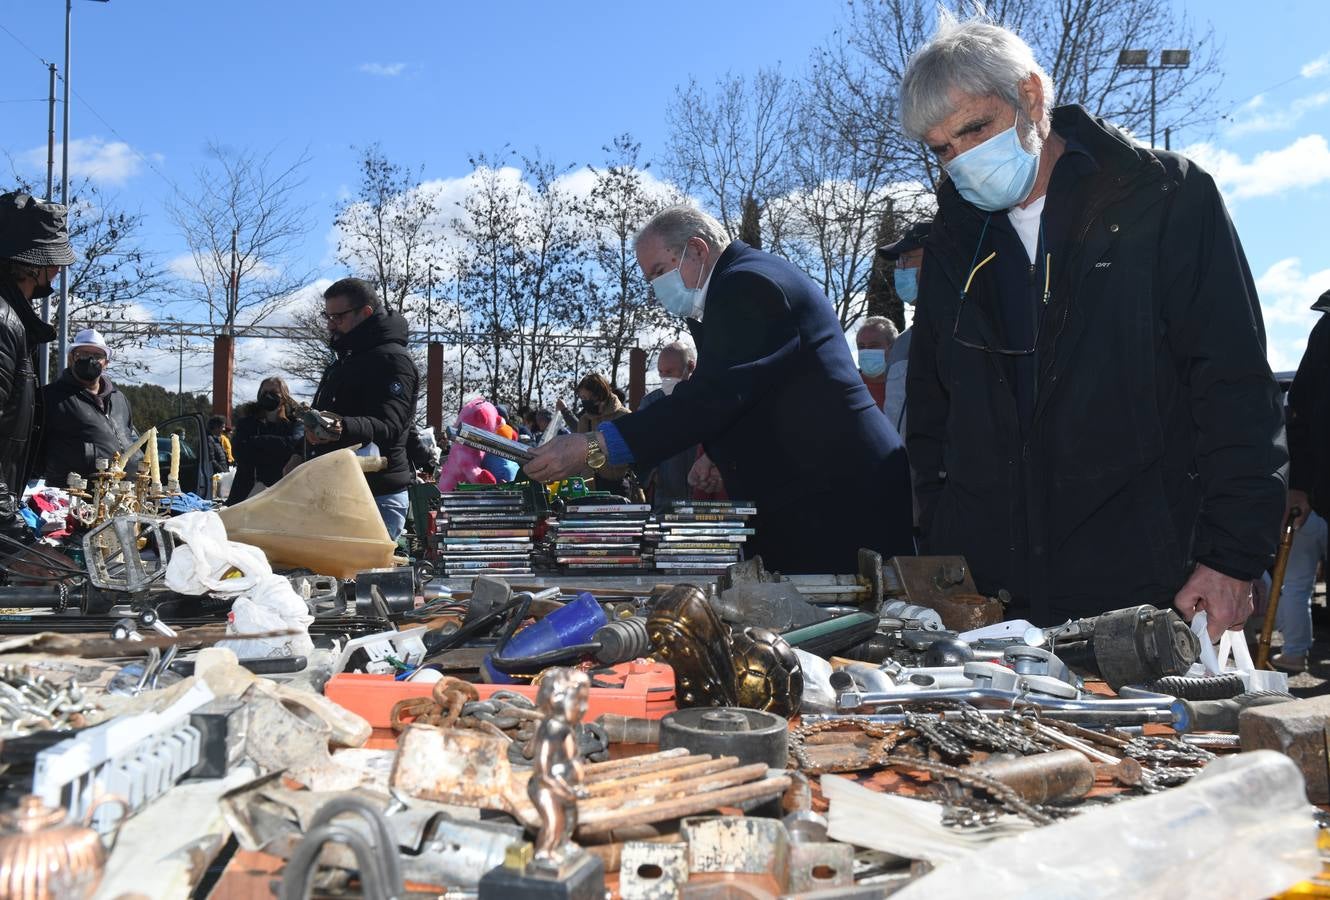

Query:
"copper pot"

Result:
[[0, 795, 125, 900]]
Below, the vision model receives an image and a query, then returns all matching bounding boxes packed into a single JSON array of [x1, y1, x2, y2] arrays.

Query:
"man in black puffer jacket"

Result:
[[0, 193, 70, 547], [38, 327, 142, 486], [296, 278, 419, 539]]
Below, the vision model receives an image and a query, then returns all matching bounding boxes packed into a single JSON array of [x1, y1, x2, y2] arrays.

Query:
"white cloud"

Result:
[[1303, 53, 1330, 79], [357, 62, 407, 77], [18, 137, 155, 187], [1185, 134, 1330, 200], [1257, 257, 1330, 372], [1227, 91, 1330, 137]]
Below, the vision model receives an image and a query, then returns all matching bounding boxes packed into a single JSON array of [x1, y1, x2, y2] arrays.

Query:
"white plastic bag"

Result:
[[1188, 610, 1288, 693], [163, 511, 270, 595], [163, 511, 313, 658], [222, 574, 314, 659]]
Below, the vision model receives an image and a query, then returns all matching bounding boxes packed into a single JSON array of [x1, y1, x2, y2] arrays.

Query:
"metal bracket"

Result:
[[82, 515, 173, 593], [620, 841, 690, 900]]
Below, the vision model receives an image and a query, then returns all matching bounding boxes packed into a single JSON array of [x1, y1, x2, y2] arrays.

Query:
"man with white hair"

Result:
[[529, 204, 914, 574], [38, 327, 142, 485], [901, 16, 1285, 637], [638, 339, 699, 512]]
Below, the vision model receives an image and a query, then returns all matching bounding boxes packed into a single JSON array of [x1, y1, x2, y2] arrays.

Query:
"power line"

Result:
[[0, 18, 184, 200], [0, 21, 54, 68]]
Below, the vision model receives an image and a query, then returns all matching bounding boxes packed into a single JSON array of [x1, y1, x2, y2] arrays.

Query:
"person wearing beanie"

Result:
[[37, 327, 143, 486]]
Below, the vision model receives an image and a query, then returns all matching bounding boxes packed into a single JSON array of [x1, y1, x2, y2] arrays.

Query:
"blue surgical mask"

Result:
[[858, 348, 887, 378], [652, 245, 709, 319], [894, 267, 919, 305], [945, 123, 1039, 212]]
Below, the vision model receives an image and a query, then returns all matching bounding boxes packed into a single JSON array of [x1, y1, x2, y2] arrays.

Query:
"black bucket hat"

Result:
[[0, 192, 76, 267], [876, 220, 932, 262]]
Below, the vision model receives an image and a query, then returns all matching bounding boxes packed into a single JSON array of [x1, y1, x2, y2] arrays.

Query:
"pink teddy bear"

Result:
[[437, 398, 500, 491]]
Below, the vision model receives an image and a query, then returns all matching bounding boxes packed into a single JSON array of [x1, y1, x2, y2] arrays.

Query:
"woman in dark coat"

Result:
[[227, 377, 304, 505]]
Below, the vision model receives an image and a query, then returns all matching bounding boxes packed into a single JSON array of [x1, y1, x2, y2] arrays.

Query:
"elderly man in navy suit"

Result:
[[527, 205, 913, 574]]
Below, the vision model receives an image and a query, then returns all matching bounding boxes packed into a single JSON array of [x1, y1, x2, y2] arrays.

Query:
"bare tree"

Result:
[[583, 135, 681, 388], [169, 143, 313, 331], [2, 171, 168, 375], [663, 69, 798, 239], [508, 154, 589, 409], [770, 80, 911, 331], [278, 292, 338, 391], [454, 152, 524, 402], [818, 0, 1224, 196], [334, 144, 439, 317]]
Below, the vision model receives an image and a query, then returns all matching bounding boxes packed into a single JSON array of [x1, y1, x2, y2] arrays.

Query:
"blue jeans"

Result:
[[1277, 511, 1326, 655], [374, 490, 409, 541]]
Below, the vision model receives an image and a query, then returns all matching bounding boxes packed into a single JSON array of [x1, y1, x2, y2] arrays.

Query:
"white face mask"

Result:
[[659, 376, 681, 396], [652, 243, 709, 319]]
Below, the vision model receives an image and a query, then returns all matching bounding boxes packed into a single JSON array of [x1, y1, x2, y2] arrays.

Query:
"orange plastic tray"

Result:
[[326, 661, 677, 748]]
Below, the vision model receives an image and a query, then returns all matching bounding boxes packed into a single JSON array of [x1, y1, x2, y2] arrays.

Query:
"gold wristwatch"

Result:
[[585, 433, 608, 471]]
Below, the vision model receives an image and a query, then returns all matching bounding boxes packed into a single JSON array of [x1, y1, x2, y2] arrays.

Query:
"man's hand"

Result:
[[1287, 488, 1311, 529], [688, 453, 724, 494], [556, 399, 568, 413], [1173, 562, 1255, 641], [526, 433, 593, 482]]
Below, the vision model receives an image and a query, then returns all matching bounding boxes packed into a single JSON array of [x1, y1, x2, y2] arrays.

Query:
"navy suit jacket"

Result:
[[612, 241, 914, 574]]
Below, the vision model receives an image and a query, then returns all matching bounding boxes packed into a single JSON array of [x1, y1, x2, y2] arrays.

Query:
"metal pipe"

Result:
[[970, 750, 1095, 805], [840, 662, 895, 693], [837, 687, 1174, 713]]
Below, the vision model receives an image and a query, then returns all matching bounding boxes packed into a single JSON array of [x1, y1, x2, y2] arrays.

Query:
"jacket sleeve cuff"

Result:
[[1195, 555, 1262, 583], [598, 421, 634, 465]]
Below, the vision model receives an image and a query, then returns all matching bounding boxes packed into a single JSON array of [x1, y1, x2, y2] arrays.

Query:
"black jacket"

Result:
[[611, 241, 914, 574], [1286, 292, 1330, 517], [38, 370, 140, 485], [310, 310, 419, 496], [227, 408, 303, 505], [907, 105, 1287, 623], [0, 278, 55, 543]]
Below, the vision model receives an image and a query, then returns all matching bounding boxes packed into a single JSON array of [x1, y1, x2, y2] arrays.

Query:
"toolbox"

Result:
[[325, 660, 677, 747]]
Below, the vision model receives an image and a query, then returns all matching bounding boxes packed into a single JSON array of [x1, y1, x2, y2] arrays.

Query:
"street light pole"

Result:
[[1117, 48, 1191, 149], [56, 0, 111, 378], [57, 0, 72, 371], [426, 262, 434, 338]]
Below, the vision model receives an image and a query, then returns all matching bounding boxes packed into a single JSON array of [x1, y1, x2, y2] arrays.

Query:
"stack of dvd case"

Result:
[[435, 490, 537, 577], [646, 500, 757, 575], [549, 501, 651, 571]]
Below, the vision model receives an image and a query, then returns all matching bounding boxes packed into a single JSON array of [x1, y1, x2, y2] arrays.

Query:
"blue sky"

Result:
[[1, 0, 1327, 392]]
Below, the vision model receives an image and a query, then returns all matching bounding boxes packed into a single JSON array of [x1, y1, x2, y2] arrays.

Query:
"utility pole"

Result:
[[40, 63, 57, 385], [56, 0, 72, 372], [426, 262, 434, 338], [177, 326, 185, 414], [227, 227, 238, 334]]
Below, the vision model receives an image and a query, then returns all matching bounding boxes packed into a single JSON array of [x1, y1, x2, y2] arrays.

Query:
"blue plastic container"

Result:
[[482, 591, 607, 684]]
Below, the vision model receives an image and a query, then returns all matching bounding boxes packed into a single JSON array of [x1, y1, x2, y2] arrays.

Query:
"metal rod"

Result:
[[1258, 509, 1299, 669]]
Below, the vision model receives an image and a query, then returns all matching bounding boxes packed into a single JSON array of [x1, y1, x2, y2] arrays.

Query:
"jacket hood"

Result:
[[334, 308, 409, 357]]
